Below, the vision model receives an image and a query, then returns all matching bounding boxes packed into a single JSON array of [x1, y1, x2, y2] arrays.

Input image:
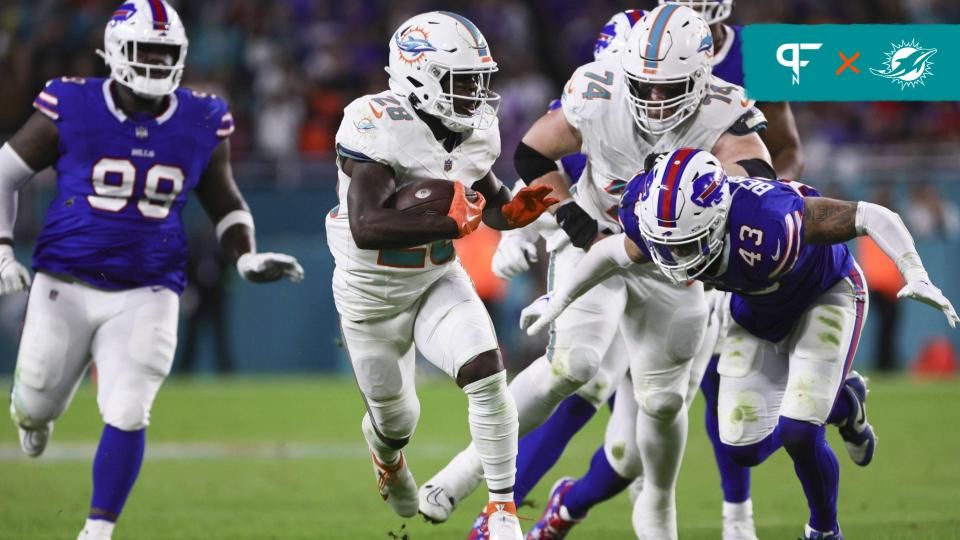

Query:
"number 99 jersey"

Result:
[[31, 77, 234, 293], [326, 90, 500, 320]]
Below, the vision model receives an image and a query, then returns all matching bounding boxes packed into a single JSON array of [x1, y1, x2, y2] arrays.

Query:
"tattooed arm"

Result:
[[805, 197, 959, 326], [802, 197, 858, 244]]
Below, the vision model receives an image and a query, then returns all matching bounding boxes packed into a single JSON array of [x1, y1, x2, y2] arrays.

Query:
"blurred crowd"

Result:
[[1, 0, 959, 177]]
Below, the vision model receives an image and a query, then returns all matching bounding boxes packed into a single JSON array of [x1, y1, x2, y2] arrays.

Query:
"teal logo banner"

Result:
[[742, 25, 959, 101]]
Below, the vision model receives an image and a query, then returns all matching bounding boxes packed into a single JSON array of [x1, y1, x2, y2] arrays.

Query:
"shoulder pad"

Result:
[[561, 60, 620, 131], [33, 77, 89, 122]]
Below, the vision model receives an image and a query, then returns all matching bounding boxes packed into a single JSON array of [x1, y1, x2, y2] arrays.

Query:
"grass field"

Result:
[[1, 375, 959, 539]]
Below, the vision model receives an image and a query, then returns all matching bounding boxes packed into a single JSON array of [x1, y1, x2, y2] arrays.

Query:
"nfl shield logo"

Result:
[[444, 158, 453, 172], [135, 126, 149, 139]]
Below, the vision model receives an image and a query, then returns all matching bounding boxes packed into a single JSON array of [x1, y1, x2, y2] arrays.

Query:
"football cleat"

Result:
[[10, 402, 52, 458], [418, 448, 485, 523], [837, 370, 877, 466], [485, 502, 523, 540], [526, 478, 580, 539], [722, 499, 759, 540], [77, 518, 114, 540], [371, 452, 419, 518], [801, 523, 843, 539], [466, 508, 489, 540]]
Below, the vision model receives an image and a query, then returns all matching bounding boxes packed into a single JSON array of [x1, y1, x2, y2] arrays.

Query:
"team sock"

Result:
[[514, 394, 597, 505], [90, 424, 146, 523], [780, 418, 840, 533], [563, 447, 632, 519]]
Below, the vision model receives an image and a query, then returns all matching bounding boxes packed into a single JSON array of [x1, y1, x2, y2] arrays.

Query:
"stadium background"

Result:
[[0, 1, 959, 539]]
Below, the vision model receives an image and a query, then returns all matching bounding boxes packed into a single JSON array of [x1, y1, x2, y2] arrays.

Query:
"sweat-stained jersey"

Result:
[[31, 77, 234, 294], [326, 90, 500, 320], [561, 59, 766, 236], [621, 177, 856, 342]]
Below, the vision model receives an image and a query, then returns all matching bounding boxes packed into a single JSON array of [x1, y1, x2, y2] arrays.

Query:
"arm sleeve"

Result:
[[549, 233, 633, 308], [856, 201, 927, 281], [0, 143, 36, 239]]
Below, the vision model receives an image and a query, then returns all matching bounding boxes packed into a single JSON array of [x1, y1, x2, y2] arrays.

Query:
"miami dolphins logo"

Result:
[[870, 39, 937, 90], [395, 26, 436, 65]]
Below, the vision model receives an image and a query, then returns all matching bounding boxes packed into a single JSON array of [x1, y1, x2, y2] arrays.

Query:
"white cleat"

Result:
[[11, 402, 52, 458], [417, 446, 484, 523], [723, 499, 759, 540], [371, 451, 419, 518], [77, 518, 114, 540], [486, 503, 523, 540]]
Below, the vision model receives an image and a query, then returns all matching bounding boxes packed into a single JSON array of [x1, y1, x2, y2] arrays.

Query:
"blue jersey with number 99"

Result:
[[30, 77, 234, 293]]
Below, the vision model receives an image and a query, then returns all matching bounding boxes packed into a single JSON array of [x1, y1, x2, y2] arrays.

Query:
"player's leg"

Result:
[[9, 274, 94, 457], [80, 284, 179, 538], [341, 311, 421, 518], [781, 270, 868, 538], [513, 331, 629, 506], [695, 291, 756, 540], [413, 266, 521, 537], [621, 277, 707, 540], [419, 246, 625, 522]]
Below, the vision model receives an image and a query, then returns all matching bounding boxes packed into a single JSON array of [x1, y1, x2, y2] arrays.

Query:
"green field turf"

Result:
[[1, 375, 959, 539]]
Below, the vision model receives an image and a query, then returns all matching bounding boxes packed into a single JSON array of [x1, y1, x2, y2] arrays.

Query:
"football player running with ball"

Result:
[[325, 11, 556, 540], [521, 149, 958, 540], [419, 5, 773, 539], [3, 2, 304, 539]]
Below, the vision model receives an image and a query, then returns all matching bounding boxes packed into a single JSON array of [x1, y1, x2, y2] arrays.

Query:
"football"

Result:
[[387, 179, 478, 216]]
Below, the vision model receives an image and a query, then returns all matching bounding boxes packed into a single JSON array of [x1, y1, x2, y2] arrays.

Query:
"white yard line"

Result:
[[0, 442, 462, 462]]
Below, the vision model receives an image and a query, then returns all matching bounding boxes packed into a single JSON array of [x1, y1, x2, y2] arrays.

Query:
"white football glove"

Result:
[[520, 293, 568, 336], [897, 276, 958, 328], [492, 227, 539, 280], [0, 244, 31, 295], [237, 252, 304, 283]]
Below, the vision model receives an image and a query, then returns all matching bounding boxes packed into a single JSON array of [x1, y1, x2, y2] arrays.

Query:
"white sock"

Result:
[[464, 371, 518, 493], [723, 499, 754, 520], [361, 413, 400, 465], [81, 518, 115, 538], [632, 401, 688, 540]]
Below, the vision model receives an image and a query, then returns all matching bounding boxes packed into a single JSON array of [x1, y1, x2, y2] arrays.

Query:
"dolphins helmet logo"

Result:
[[870, 39, 937, 89], [395, 26, 437, 65]]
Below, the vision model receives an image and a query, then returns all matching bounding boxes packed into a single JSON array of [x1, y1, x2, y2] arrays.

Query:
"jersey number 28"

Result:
[[89, 158, 184, 220]]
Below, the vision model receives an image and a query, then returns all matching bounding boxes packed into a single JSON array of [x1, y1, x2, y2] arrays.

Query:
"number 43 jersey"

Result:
[[326, 89, 500, 320], [31, 77, 233, 294]]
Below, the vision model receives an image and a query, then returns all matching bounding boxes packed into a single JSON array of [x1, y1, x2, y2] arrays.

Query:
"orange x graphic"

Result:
[[836, 51, 860, 75]]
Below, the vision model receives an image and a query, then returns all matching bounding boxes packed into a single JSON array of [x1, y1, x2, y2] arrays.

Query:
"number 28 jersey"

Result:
[[622, 178, 856, 342], [326, 90, 500, 320], [31, 77, 233, 293]]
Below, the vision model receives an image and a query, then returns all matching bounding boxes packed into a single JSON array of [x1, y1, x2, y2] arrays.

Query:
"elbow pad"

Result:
[[737, 158, 777, 180], [514, 141, 558, 184]]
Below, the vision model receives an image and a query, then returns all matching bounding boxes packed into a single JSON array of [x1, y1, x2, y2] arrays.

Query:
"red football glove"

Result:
[[500, 185, 560, 228], [448, 182, 486, 237]]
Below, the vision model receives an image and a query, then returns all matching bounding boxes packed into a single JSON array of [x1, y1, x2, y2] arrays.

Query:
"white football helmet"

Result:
[[634, 148, 729, 283], [386, 11, 500, 132], [97, 0, 188, 98], [621, 4, 713, 134], [593, 9, 644, 62], [659, 0, 734, 25]]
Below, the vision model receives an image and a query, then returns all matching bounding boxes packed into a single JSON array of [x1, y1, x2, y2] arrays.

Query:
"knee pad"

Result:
[[10, 386, 60, 428], [363, 390, 421, 448], [548, 345, 602, 393], [605, 436, 643, 479], [639, 391, 684, 422]]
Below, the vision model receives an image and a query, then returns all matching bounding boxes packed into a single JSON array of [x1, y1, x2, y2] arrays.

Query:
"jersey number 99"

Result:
[[88, 158, 184, 220]]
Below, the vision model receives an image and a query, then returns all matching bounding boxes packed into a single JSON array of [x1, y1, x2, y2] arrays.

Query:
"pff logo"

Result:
[[777, 43, 823, 85], [870, 39, 937, 89]]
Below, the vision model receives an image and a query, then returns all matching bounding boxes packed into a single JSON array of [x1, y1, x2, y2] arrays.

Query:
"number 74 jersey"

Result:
[[31, 77, 233, 294], [561, 59, 765, 234]]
